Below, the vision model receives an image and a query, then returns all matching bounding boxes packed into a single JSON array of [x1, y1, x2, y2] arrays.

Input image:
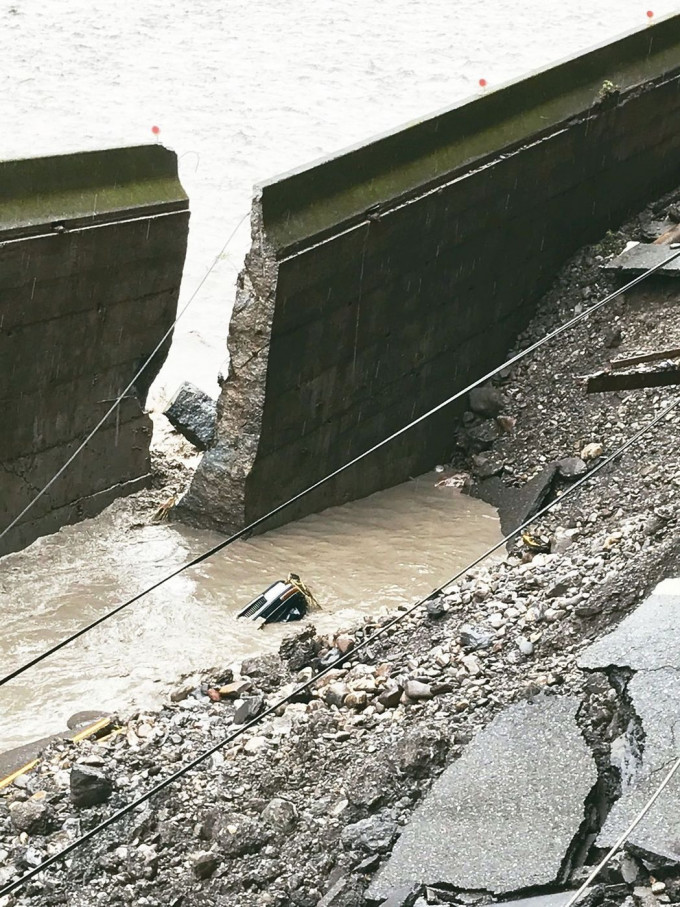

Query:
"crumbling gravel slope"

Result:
[[3, 192, 680, 906]]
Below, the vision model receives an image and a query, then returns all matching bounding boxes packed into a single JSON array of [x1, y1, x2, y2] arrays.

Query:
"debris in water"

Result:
[[152, 493, 178, 522], [237, 574, 319, 624], [435, 472, 468, 488]]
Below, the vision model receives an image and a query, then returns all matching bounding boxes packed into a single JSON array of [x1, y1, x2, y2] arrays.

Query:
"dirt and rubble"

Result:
[[4, 190, 680, 906]]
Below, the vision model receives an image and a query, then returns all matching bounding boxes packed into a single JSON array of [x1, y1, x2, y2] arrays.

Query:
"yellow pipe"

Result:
[[0, 759, 39, 791], [0, 716, 115, 789]]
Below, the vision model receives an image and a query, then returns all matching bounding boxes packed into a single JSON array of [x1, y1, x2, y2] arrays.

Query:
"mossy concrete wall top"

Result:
[[260, 14, 680, 255], [0, 144, 188, 239], [0, 144, 189, 556]]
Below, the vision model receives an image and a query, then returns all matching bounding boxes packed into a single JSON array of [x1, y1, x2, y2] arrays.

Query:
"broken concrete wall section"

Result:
[[178, 14, 680, 534], [0, 145, 189, 556]]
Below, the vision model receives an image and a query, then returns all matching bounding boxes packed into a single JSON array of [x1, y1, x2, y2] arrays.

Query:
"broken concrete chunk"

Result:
[[471, 452, 504, 479], [496, 414, 516, 433], [394, 727, 448, 779], [279, 625, 317, 672], [367, 697, 596, 898], [232, 694, 265, 725], [603, 326, 623, 348], [341, 810, 398, 854], [261, 797, 298, 832], [9, 799, 53, 835], [473, 464, 557, 538], [344, 690, 368, 710], [557, 457, 588, 480], [458, 623, 494, 650], [580, 443, 603, 461], [70, 764, 113, 807], [378, 686, 403, 709], [603, 243, 680, 277], [219, 680, 252, 699], [403, 680, 432, 701], [425, 598, 447, 619], [618, 852, 641, 884], [164, 381, 217, 450], [190, 850, 220, 879], [517, 636, 534, 656], [460, 419, 503, 454], [461, 654, 482, 675]]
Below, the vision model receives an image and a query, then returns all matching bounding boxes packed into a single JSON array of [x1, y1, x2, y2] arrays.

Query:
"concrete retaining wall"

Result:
[[178, 14, 680, 533], [0, 145, 189, 556]]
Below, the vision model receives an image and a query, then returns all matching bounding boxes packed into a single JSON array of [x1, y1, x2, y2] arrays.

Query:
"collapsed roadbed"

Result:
[[4, 190, 680, 907]]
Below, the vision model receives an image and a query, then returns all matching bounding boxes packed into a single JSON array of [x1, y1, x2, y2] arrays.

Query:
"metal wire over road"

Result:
[[564, 753, 680, 907]]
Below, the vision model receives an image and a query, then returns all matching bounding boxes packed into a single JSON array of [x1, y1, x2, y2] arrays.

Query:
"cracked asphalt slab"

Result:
[[578, 579, 680, 672], [579, 579, 680, 862], [368, 697, 597, 898]]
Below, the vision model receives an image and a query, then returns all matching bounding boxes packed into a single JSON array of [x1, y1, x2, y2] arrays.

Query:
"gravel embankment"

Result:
[[3, 190, 680, 906]]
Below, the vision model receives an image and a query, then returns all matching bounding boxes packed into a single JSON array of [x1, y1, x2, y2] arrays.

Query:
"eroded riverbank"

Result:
[[3, 191, 680, 906]]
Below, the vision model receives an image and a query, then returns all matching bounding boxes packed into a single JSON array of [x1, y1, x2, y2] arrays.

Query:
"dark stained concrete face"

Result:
[[177, 17, 680, 535], [0, 145, 189, 556], [366, 697, 597, 897]]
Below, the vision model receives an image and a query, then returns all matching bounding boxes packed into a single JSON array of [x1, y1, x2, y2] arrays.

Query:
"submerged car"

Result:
[[237, 579, 307, 624]]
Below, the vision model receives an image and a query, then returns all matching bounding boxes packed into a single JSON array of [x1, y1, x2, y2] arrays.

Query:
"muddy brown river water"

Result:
[[0, 473, 500, 752]]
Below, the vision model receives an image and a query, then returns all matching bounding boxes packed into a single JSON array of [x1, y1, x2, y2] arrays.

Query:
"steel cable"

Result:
[[1, 390, 678, 898], [1, 246, 679, 689]]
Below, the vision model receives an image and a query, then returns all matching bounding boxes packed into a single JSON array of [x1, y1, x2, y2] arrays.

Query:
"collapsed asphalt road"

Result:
[[4, 188, 680, 906]]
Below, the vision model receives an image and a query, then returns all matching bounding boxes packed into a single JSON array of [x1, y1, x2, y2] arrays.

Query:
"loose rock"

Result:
[[70, 764, 113, 808]]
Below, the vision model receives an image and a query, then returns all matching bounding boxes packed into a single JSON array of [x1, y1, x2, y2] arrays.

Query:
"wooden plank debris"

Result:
[[586, 366, 680, 393], [610, 347, 680, 369]]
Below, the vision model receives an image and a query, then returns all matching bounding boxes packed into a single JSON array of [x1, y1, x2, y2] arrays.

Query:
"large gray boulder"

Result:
[[70, 764, 113, 808], [164, 381, 217, 450]]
